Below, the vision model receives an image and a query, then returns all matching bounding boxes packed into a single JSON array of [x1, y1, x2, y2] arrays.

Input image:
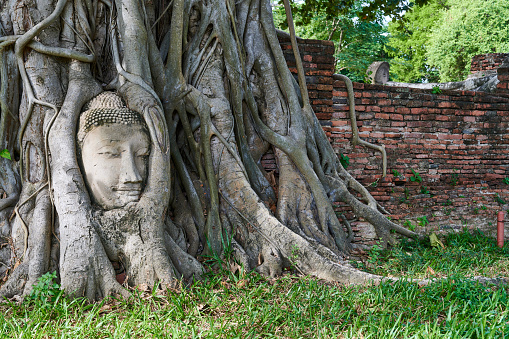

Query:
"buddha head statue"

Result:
[[77, 92, 151, 210]]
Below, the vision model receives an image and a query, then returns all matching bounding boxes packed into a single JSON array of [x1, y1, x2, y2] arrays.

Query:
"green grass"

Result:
[[355, 229, 509, 279], [1, 229, 509, 338]]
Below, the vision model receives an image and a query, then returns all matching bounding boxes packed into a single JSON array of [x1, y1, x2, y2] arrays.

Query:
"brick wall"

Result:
[[471, 53, 509, 74], [272, 37, 509, 246], [331, 82, 509, 244], [497, 60, 509, 92], [278, 35, 335, 121]]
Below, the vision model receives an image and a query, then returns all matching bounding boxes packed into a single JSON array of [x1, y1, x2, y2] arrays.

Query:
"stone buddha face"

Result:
[[78, 92, 150, 210]]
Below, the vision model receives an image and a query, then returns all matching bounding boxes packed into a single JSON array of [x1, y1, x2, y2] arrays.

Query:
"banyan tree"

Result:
[[0, 0, 419, 299]]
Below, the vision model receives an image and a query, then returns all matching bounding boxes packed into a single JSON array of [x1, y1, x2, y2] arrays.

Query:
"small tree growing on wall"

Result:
[[0, 0, 419, 300]]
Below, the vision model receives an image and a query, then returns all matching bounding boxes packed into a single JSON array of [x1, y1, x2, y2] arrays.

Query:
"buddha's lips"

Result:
[[113, 186, 142, 196]]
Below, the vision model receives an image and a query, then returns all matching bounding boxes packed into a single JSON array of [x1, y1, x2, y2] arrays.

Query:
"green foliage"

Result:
[[387, 0, 509, 83], [450, 169, 459, 186], [431, 85, 441, 94], [503, 177, 509, 185], [290, 244, 300, 270], [443, 207, 454, 215], [2, 270, 508, 337], [417, 215, 429, 226], [283, 0, 357, 24], [403, 219, 416, 231], [360, 229, 509, 278], [281, 0, 429, 23], [409, 169, 422, 183], [427, 0, 509, 82], [391, 169, 401, 177], [0, 149, 11, 160], [386, 0, 445, 83], [3, 229, 509, 337], [399, 187, 411, 204], [368, 179, 379, 188], [273, 2, 389, 82], [203, 230, 235, 270], [494, 193, 506, 205], [420, 185, 429, 194], [367, 241, 384, 267], [339, 153, 350, 169], [27, 271, 62, 306]]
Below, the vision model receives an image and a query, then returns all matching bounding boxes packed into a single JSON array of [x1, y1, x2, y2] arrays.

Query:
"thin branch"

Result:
[[14, 182, 48, 260], [151, 0, 174, 30], [282, 0, 309, 109]]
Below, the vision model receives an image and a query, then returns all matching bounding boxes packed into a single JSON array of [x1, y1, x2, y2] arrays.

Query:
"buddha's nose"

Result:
[[120, 152, 143, 184]]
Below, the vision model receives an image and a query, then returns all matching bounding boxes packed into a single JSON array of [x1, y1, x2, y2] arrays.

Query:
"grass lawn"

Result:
[[1, 229, 508, 338]]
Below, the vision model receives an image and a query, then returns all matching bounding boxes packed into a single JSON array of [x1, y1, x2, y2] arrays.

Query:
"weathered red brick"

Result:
[[317, 84, 333, 91], [395, 107, 410, 114], [375, 113, 390, 119], [410, 107, 427, 114], [366, 106, 380, 112], [378, 99, 392, 106], [381, 106, 395, 113], [331, 120, 348, 126], [392, 122, 406, 127], [407, 100, 423, 108]]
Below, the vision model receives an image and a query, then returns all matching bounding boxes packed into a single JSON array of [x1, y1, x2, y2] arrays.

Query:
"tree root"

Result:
[[0, 262, 28, 299], [333, 74, 387, 177], [163, 227, 204, 281], [0, 0, 447, 301]]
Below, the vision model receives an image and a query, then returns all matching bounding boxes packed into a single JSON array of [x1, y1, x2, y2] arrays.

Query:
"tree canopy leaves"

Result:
[[273, 2, 389, 82], [387, 0, 509, 83], [427, 0, 509, 82], [385, 0, 445, 83], [284, 0, 429, 23]]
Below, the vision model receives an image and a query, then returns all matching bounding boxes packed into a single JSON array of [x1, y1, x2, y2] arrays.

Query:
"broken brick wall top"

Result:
[[471, 53, 509, 74], [274, 36, 509, 243]]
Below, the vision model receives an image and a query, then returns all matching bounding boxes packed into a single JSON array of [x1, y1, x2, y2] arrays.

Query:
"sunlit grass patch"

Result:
[[354, 229, 509, 279], [1, 229, 508, 338]]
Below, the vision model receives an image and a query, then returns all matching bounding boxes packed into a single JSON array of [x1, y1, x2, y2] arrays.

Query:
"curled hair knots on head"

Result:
[[77, 92, 148, 148]]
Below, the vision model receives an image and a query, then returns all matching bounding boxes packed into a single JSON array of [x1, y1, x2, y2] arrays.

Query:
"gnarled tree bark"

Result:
[[0, 0, 418, 299]]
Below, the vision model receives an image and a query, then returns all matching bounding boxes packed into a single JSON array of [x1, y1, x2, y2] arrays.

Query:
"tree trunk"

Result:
[[0, 0, 418, 299]]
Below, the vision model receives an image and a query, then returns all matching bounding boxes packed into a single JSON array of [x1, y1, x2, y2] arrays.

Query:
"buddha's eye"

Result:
[[98, 151, 121, 159], [136, 149, 150, 159]]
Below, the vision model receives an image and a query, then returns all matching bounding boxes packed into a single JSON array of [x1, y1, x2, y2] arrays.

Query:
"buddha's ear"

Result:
[[144, 106, 168, 153], [118, 83, 169, 154]]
